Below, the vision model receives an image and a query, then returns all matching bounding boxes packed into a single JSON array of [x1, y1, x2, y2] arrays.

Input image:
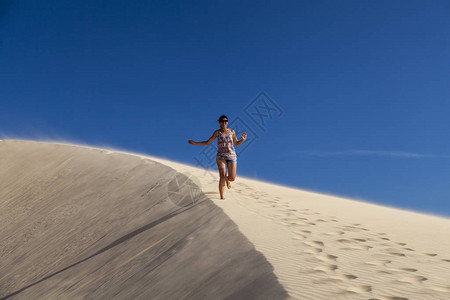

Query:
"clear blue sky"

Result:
[[1, 1, 450, 216]]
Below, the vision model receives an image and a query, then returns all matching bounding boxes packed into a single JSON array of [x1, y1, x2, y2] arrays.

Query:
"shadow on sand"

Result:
[[1, 202, 203, 300]]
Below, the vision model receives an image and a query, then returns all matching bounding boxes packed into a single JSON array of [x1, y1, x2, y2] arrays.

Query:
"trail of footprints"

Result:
[[232, 183, 450, 299]]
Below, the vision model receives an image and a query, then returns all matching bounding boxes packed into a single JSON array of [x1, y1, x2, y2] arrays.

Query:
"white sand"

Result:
[[138, 148, 450, 300], [0, 140, 286, 299], [2, 140, 450, 299]]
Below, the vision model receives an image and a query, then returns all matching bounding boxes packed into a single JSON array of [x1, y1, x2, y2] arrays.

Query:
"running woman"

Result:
[[188, 115, 247, 199]]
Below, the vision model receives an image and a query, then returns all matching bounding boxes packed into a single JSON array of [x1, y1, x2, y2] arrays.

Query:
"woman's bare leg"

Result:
[[216, 159, 227, 199], [226, 161, 237, 189]]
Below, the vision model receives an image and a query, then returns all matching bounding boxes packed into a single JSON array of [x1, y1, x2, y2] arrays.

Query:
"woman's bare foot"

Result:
[[226, 177, 231, 189]]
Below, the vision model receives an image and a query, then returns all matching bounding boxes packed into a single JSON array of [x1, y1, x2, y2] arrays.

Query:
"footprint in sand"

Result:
[[280, 216, 298, 222], [403, 247, 415, 252], [300, 210, 320, 216], [337, 238, 373, 250], [304, 240, 324, 247], [341, 245, 373, 251], [313, 264, 338, 272], [315, 253, 338, 262], [304, 247, 323, 254], [382, 248, 406, 257], [346, 285, 372, 293], [289, 221, 314, 227], [307, 269, 328, 275], [262, 204, 278, 208], [281, 218, 309, 226], [394, 267, 417, 272], [387, 252, 406, 257], [398, 274, 427, 283], [378, 270, 394, 275], [424, 253, 437, 257], [389, 268, 418, 273], [305, 257, 324, 263], [366, 259, 392, 266], [323, 230, 345, 236], [352, 238, 367, 242], [336, 238, 363, 244], [293, 230, 311, 238], [337, 238, 366, 245], [337, 274, 358, 280]]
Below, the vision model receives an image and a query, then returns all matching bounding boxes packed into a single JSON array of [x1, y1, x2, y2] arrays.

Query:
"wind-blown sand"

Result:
[[1, 140, 450, 299]]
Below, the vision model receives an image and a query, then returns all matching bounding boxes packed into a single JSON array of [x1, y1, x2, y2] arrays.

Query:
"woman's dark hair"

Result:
[[218, 115, 228, 122]]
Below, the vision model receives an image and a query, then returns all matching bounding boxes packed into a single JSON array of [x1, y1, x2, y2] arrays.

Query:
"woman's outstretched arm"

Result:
[[232, 130, 247, 146], [188, 130, 218, 146]]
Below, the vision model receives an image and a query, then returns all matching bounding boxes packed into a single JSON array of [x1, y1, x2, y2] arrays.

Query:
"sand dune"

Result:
[[139, 147, 450, 300], [0, 141, 286, 299], [1, 140, 450, 300]]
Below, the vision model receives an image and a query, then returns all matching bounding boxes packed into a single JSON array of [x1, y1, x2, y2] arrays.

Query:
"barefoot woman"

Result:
[[188, 115, 247, 199]]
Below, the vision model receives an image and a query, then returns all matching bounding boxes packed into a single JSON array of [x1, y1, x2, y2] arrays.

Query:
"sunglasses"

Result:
[[219, 119, 228, 123]]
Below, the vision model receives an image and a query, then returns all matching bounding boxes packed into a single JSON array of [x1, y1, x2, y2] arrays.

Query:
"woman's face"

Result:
[[219, 118, 228, 128]]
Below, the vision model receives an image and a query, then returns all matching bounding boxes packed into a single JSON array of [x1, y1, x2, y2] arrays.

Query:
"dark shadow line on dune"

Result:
[[1, 200, 205, 300]]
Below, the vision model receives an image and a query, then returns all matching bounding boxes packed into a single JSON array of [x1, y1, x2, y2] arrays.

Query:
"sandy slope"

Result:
[[2, 140, 450, 300], [133, 144, 450, 300], [0, 141, 286, 300]]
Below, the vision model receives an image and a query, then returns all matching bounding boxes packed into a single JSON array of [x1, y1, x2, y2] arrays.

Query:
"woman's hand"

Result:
[[188, 140, 195, 145], [240, 133, 247, 141]]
